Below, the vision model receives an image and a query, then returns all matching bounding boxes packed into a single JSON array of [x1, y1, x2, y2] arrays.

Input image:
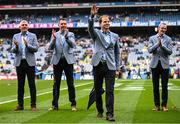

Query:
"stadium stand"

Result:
[[0, 0, 180, 80]]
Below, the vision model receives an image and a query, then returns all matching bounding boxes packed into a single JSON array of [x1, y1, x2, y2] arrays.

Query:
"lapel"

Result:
[[16, 33, 24, 53], [109, 31, 113, 43], [161, 34, 167, 45], [57, 31, 64, 46], [153, 34, 159, 44], [26, 32, 30, 42], [18, 32, 29, 53], [97, 30, 110, 48], [18, 33, 23, 47]]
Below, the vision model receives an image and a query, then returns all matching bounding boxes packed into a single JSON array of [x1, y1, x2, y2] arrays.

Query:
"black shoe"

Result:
[[48, 106, 58, 111], [14, 105, 24, 111], [97, 113, 103, 118], [106, 115, 115, 121]]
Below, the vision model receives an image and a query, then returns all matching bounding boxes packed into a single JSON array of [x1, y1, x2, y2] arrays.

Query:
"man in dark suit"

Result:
[[148, 22, 173, 112], [48, 18, 77, 111], [88, 5, 120, 121], [11, 20, 39, 111]]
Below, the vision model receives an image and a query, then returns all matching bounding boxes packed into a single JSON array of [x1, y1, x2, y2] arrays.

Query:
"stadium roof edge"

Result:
[[0, 3, 180, 10]]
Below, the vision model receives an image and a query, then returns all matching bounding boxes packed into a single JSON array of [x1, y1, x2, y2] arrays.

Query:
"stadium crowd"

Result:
[[1, 11, 180, 25], [0, 35, 179, 80]]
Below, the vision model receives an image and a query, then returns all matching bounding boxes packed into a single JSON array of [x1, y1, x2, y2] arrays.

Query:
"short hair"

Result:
[[58, 18, 67, 25], [19, 20, 29, 26], [99, 15, 110, 24], [59, 18, 66, 22], [158, 22, 167, 27]]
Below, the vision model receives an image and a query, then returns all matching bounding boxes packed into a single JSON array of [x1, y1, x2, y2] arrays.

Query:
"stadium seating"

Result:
[[0, 36, 179, 80]]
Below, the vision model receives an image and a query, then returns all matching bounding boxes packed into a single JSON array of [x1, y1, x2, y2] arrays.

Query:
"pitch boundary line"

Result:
[[0, 82, 93, 105]]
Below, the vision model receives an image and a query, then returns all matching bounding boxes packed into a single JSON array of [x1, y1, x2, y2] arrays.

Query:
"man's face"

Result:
[[59, 20, 67, 31], [100, 16, 110, 30], [19, 22, 29, 32], [158, 24, 167, 35]]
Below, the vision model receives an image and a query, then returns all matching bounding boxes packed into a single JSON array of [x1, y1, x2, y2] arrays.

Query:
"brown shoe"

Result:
[[106, 115, 115, 122], [71, 105, 77, 111], [31, 106, 37, 112], [14, 106, 24, 111], [162, 106, 168, 112], [152, 106, 160, 111], [48, 106, 58, 111]]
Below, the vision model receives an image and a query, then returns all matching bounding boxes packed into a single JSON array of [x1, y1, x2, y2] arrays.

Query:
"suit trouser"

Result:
[[52, 57, 76, 108], [93, 62, 115, 116], [151, 61, 169, 107], [16, 59, 36, 107]]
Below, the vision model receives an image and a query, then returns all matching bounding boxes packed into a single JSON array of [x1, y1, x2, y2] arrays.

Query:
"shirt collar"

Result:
[[60, 30, 65, 35], [156, 33, 165, 38], [101, 30, 110, 35], [21, 31, 28, 36]]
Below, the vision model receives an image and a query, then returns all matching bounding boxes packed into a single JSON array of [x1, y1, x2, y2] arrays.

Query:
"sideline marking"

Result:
[[0, 82, 93, 105]]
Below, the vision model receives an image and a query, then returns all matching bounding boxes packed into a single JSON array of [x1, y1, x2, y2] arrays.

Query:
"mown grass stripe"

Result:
[[0, 82, 93, 105], [0, 82, 93, 123]]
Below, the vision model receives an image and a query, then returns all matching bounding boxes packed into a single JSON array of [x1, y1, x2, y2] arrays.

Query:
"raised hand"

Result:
[[91, 4, 98, 16], [52, 29, 56, 40]]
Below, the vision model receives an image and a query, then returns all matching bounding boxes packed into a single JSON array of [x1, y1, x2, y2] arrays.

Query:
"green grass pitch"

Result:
[[0, 79, 180, 123]]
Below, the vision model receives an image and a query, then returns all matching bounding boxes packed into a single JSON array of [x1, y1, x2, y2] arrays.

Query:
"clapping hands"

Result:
[[52, 29, 56, 40], [13, 40, 18, 47], [64, 29, 69, 39], [23, 38, 28, 46], [158, 37, 162, 47]]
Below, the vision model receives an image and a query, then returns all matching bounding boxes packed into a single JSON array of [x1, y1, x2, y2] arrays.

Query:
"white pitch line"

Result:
[[0, 82, 93, 105]]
